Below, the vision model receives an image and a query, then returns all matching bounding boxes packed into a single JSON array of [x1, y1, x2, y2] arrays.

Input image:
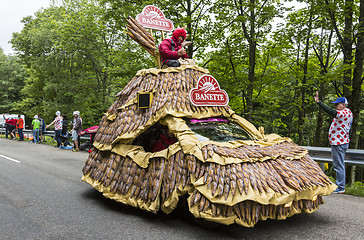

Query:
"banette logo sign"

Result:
[[136, 5, 174, 32], [189, 75, 229, 106]]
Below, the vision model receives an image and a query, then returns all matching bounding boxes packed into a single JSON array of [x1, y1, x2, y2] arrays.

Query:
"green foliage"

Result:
[[345, 181, 364, 197], [4, 0, 364, 152], [0, 51, 26, 114], [10, 0, 150, 127]]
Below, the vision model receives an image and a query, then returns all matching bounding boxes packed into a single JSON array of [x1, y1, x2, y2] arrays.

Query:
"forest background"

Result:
[[0, 0, 363, 149]]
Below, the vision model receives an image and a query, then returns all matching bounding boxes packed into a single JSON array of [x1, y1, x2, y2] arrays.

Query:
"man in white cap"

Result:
[[31, 115, 41, 143], [314, 92, 353, 193], [72, 111, 82, 152], [46, 111, 63, 147]]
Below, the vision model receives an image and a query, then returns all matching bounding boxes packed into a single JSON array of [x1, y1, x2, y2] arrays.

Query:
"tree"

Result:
[[208, 0, 286, 121], [0, 50, 26, 114], [11, 0, 149, 126], [323, 0, 364, 147], [100, 0, 214, 61]]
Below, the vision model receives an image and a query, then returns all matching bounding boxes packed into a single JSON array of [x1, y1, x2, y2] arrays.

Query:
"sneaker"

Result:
[[72, 149, 79, 152], [333, 189, 345, 194]]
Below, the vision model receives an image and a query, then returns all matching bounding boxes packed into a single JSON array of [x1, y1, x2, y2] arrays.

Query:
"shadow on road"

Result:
[[80, 188, 330, 238]]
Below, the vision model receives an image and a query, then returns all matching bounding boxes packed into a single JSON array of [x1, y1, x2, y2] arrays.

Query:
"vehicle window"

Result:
[[186, 118, 253, 142]]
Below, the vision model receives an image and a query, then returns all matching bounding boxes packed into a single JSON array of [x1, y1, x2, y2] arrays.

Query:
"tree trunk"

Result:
[[246, 40, 256, 122], [245, 0, 256, 122], [349, 0, 364, 148], [314, 27, 334, 147], [186, 0, 193, 58], [315, 83, 325, 146], [342, 0, 354, 97], [324, 0, 353, 97], [325, 0, 363, 150], [299, 7, 313, 145]]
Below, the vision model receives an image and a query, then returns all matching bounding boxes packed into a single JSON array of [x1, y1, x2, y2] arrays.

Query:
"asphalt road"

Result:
[[1, 137, 364, 240]]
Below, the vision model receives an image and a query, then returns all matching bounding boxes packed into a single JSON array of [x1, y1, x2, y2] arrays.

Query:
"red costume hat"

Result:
[[172, 28, 187, 40]]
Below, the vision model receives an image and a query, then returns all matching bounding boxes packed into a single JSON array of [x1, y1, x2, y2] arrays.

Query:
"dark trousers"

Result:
[[18, 128, 24, 141], [55, 129, 62, 147], [7, 125, 15, 139], [165, 59, 180, 67]]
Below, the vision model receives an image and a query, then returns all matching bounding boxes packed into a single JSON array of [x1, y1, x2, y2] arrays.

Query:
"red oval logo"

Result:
[[189, 75, 229, 106], [136, 5, 174, 32]]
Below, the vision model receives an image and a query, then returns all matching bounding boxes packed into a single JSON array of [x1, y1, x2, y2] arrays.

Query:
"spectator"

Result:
[[31, 115, 41, 144], [61, 114, 68, 136], [46, 111, 63, 148], [314, 92, 353, 194], [16, 115, 24, 141], [71, 111, 82, 152], [3, 113, 10, 138], [2, 114, 17, 139], [2, 114, 8, 138], [37, 114, 46, 143]]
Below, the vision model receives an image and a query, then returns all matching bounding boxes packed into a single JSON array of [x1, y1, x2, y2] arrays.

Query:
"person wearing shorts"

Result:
[[71, 111, 82, 152]]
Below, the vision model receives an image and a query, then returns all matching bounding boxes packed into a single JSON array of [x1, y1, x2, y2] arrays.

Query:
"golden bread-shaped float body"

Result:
[[83, 65, 336, 227]]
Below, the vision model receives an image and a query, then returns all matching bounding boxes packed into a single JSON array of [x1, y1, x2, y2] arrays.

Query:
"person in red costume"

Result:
[[152, 125, 177, 152], [3, 114, 17, 139], [159, 28, 189, 67]]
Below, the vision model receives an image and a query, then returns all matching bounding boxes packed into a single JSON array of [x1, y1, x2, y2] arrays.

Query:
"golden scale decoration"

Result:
[[82, 5, 336, 228]]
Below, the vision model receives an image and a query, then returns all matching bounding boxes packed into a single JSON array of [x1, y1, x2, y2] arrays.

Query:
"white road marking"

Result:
[[0, 154, 21, 163]]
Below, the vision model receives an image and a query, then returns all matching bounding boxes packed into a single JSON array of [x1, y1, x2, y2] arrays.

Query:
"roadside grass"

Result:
[[42, 135, 57, 146], [345, 181, 364, 197], [0, 133, 57, 146], [327, 172, 364, 197]]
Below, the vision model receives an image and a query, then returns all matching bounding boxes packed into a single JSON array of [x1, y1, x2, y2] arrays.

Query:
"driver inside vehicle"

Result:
[[152, 125, 177, 152]]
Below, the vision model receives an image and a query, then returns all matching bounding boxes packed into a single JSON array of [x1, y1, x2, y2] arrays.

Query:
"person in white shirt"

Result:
[[46, 111, 63, 147], [314, 92, 353, 194]]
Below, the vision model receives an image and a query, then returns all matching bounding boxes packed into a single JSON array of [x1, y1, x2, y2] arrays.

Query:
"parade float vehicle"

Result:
[[82, 6, 336, 228]]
